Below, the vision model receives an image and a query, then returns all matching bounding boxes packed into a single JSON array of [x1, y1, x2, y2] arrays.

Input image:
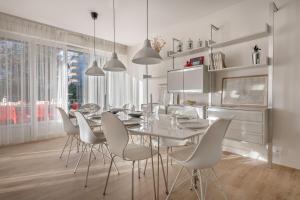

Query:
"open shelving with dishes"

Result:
[[208, 58, 269, 72], [167, 23, 270, 59]]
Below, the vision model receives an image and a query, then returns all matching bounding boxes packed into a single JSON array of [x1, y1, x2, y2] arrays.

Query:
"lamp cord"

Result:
[[146, 0, 148, 40], [94, 17, 96, 59], [113, 0, 116, 53]]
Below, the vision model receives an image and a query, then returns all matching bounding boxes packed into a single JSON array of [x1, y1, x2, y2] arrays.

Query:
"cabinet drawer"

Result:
[[208, 108, 263, 122], [225, 129, 264, 144], [229, 120, 263, 134]]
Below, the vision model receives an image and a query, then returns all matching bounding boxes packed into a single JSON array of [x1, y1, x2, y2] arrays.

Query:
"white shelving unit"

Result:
[[208, 63, 268, 72], [167, 24, 270, 59], [168, 45, 208, 58], [210, 24, 270, 49]]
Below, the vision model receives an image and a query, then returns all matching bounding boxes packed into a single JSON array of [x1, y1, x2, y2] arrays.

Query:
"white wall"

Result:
[[272, 0, 300, 169], [127, 0, 300, 169]]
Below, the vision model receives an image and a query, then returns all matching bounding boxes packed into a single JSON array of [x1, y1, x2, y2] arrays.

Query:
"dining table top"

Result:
[[88, 112, 210, 140]]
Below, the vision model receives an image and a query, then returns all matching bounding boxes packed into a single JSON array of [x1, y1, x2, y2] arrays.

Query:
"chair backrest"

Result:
[[79, 103, 100, 114], [101, 112, 129, 158], [57, 107, 78, 135], [185, 118, 232, 169], [74, 112, 99, 144]]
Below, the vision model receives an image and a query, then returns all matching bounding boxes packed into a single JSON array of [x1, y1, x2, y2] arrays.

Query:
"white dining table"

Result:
[[127, 115, 209, 200], [89, 113, 209, 200]]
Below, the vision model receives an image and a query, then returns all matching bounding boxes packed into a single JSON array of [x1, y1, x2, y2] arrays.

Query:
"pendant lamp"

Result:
[[132, 0, 162, 65], [104, 0, 126, 71], [86, 12, 105, 76]]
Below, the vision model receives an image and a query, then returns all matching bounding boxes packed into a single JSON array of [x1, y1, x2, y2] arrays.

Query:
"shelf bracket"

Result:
[[271, 1, 279, 13]]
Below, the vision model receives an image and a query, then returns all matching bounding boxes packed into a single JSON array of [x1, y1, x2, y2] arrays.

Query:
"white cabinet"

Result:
[[167, 65, 209, 93], [207, 107, 269, 145]]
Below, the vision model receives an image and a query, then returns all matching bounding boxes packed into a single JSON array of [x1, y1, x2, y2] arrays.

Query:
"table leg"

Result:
[[157, 136, 160, 200], [149, 136, 157, 200]]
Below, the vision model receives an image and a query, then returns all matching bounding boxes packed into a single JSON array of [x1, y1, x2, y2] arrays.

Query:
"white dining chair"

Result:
[[101, 112, 168, 200], [74, 111, 118, 188], [144, 106, 199, 187], [166, 118, 232, 200], [57, 107, 80, 168]]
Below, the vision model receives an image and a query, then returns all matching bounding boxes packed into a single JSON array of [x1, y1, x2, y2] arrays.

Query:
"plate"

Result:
[[123, 119, 141, 126], [128, 111, 143, 118], [109, 108, 125, 114], [89, 114, 101, 120]]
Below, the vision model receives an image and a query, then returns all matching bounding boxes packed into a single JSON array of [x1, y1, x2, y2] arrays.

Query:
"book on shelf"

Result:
[[209, 51, 226, 70]]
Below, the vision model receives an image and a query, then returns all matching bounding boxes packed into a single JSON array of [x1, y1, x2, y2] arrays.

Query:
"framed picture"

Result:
[[221, 75, 268, 107]]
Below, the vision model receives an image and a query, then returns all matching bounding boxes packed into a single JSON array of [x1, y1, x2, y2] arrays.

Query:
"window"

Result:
[[67, 50, 89, 111], [0, 38, 30, 125]]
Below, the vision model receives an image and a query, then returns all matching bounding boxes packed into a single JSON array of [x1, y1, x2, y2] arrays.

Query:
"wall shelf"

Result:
[[168, 65, 207, 73], [166, 24, 269, 59], [167, 45, 209, 58], [210, 24, 270, 49], [208, 63, 268, 72]]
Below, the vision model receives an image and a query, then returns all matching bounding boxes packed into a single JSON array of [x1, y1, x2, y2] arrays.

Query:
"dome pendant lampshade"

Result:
[[103, 0, 126, 72], [132, 39, 162, 65], [132, 0, 162, 65], [86, 60, 105, 76], [85, 11, 105, 76], [104, 52, 126, 71]]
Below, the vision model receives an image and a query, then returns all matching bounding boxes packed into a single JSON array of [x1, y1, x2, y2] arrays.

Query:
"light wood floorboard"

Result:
[[0, 137, 300, 200]]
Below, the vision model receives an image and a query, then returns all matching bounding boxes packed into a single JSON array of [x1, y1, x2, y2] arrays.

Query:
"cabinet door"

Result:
[[167, 70, 183, 92], [184, 67, 203, 92]]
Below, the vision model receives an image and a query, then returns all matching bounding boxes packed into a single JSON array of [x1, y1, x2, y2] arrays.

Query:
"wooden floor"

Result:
[[0, 137, 300, 200]]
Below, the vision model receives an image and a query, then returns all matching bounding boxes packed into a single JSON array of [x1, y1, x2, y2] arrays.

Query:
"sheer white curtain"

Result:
[[34, 44, 67, 140], [0, 38, 31, 145], [85, 52, 143, 110], [0, 36, 67, 146]]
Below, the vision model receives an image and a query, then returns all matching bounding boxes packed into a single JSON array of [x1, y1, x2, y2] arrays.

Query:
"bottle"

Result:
[[252, 45, 261, 64]]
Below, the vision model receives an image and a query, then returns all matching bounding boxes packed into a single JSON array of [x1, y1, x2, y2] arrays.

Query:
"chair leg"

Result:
[[211, 168, 228, 200], [166, 147, 169, 188], [143, 159, 148, 175], [104, 143, 119, 174], [138, 161, 141, 179], [59, 135, 70, 159], [197, 170, 205, 200], [84, 145, 93, 188], [103, 155, 115, 195], [170, 147, 173, 165], [74, 145, 87, 174], [91, 147, 97, 160], [76, 137, 79, 153], [132, 161, 135, 200], [100, 144, 106, 165], [166, 166, 184, 200], [65, 136, 74, 168], [159, 154, 169, 194], [191, 170, 202, 200]]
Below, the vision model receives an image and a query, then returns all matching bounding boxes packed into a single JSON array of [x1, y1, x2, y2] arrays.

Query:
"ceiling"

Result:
[[0, 0, 244, 46]]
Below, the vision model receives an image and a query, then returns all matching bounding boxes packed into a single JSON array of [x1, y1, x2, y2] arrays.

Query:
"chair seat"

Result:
[[92, 130, 106, 144], [124, 144, 158, 161], [169, 145, 197, 162]]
